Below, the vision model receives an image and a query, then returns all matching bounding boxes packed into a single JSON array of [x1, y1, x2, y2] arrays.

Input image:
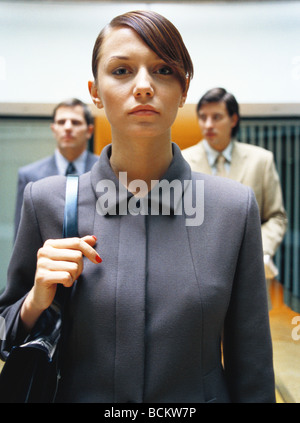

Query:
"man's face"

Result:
[[197, 101, 238, 152], [51, 105, 93, 158]]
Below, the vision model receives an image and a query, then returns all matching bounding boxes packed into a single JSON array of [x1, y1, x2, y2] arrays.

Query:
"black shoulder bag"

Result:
[[0, 175, 79, 403]]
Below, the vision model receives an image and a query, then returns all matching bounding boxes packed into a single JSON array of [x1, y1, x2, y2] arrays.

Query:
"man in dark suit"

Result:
[[14, 98, 98, 237]]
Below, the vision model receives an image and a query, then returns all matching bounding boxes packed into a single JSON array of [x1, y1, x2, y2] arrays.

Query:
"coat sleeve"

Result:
[[13, 169, 30, 240], [0, 181, 54, 359], [223, 188, 276, 403], [260, 152, 287, 257], [1, 174, 67, 360]]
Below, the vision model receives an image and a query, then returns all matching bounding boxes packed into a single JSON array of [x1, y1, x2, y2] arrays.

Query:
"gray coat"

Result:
[[0, 144, 275, 403]]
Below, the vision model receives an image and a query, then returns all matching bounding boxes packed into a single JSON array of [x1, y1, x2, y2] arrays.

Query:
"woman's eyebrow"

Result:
[[108, 55, 130, 61]]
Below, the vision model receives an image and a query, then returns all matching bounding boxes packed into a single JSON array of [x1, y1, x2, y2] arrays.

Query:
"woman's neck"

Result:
[[110, 136, 173, 196]]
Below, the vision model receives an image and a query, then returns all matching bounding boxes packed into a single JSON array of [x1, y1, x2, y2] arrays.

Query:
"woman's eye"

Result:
[[155, 66, 173, 75], [112, 67, 130, 76]]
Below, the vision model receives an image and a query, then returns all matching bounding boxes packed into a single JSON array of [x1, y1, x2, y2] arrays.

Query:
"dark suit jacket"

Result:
[[14, 151, 98, 238], [1, 144, 275, 403]]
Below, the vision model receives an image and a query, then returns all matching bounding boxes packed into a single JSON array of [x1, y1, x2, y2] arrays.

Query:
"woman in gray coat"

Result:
[[0, 11, 275, 403]]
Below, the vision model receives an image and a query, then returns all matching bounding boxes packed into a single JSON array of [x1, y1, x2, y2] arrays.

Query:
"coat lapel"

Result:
[[191, 142, 212, 174], [84, 151, 98, 172], [43, 155, 59, 178], [228, 141, 247, 182]]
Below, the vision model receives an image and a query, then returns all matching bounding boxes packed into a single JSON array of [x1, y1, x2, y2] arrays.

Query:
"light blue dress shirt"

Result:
[[54, 149, 88, 176], [202, 139, 233, 175]]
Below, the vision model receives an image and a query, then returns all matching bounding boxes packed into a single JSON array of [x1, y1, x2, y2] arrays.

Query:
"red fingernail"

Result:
[[96, 254, 102, 263], [92, 235, 97, 241]]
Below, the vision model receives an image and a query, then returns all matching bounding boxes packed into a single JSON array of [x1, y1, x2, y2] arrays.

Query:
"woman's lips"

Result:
[[129, 105, 159, 116]]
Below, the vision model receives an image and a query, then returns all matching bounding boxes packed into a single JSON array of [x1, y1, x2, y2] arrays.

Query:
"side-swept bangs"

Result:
[[92, 10, 193, 92]]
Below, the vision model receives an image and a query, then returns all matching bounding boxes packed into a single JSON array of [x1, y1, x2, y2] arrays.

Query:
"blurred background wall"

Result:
[[1, 0, 300, 105]]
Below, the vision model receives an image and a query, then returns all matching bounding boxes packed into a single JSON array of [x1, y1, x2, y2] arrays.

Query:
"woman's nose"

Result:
[[133, 69, 154, 98]]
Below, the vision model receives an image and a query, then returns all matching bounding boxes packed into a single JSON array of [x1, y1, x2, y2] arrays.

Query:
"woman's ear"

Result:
[[179, 77, 190, 108], [179, 93, 187, 108], [88, 80, 103, 109]]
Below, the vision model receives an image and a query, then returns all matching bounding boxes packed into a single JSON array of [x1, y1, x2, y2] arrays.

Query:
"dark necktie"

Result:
[[65, 162, 77, 176]]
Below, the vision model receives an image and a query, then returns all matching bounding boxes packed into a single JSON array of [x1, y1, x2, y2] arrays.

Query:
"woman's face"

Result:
[[89, 26, 187, 141]]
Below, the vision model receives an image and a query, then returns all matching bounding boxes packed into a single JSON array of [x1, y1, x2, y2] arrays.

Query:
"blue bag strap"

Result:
[[63, 175, 79, 238], [56, 175, 79, 386]]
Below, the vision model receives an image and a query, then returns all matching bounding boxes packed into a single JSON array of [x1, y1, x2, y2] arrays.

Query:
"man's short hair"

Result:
[[196, 88, 240, 137], [52, 98, 94, 126]]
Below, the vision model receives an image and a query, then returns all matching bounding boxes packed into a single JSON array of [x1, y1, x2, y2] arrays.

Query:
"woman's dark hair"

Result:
[[196, 87, 240, 137], [92, 10, 194, 92]]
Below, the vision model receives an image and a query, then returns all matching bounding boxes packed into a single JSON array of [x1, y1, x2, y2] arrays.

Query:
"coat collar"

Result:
[[90, 143, 192, 216], [193, 140, 248, 182]]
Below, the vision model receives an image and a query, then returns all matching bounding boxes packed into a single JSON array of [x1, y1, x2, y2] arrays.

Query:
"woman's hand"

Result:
[[20, 235, 102, 332]]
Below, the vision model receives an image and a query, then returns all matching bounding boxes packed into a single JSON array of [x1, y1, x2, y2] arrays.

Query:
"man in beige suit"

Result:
[[182, 88, 287, 279]]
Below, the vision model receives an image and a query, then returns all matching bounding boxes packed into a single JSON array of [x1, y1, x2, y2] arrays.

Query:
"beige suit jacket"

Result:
[[182, 140, 287, 256]]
